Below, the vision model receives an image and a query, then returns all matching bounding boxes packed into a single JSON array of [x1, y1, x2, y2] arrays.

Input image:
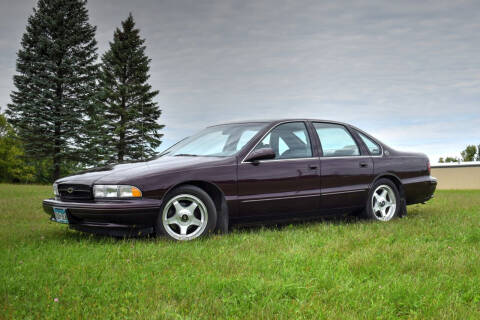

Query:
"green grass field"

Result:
[[1, 184, 479, 319]]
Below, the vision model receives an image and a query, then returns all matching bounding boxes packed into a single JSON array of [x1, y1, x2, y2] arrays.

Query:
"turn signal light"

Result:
[[131, 186, 142, 197]]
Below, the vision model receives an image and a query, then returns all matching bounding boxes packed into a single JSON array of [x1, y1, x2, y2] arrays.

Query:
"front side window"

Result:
[[357, 131, 381, 155], [253, 122, 312, 159], [159, 123, 267, 157], [313, 123, 360, 157]]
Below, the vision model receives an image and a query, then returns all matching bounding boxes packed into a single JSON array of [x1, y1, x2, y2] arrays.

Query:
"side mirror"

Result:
[[245, 148, 276, 162]]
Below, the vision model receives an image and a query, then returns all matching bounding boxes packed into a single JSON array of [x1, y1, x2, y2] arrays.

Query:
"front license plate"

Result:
[[53, 207, 69, 224]]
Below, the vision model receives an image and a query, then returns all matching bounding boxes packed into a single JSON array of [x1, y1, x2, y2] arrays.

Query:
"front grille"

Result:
[[58, 184, 93, 201]]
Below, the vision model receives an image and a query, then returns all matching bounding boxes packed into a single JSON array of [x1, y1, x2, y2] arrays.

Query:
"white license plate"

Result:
[[53, 207, 69, 224]]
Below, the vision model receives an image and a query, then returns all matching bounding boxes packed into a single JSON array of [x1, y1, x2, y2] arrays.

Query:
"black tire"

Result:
[[156, 185, 217, 240], [364, 178, 401, 221]]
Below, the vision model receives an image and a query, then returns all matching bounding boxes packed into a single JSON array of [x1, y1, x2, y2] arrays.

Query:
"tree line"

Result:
[[438, 145, 480, 163], [0, 0, 163, 183]]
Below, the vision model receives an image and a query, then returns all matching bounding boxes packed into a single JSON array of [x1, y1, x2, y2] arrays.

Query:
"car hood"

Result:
[[55, 156, 234, 185]]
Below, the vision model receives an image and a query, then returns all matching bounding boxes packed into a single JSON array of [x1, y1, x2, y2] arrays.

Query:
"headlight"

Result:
[[93, 185, 142, 198], [53, 183, 59, 196]]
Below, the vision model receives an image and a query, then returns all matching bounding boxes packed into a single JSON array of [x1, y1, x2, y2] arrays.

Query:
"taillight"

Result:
[[427, 160, 431, 175]]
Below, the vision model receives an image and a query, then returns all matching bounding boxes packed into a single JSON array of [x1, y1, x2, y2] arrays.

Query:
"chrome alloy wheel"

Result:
[[371, 185, 397, 221], [162, 194, 208, 240]]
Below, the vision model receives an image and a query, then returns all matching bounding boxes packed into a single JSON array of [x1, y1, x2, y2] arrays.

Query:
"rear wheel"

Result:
[[156, 186, 217, 240], [365, 179, 401, 221]]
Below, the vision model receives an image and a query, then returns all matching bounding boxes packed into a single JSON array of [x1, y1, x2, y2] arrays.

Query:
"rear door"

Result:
[[312, 122, 374, 211], [237, 121, 320, 217]]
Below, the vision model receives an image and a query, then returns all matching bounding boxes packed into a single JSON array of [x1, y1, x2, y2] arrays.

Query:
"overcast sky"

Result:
[[1, 0, 479, 163]]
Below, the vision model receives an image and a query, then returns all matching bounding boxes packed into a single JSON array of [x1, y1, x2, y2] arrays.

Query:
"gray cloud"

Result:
[[1, 0, 479, 162]]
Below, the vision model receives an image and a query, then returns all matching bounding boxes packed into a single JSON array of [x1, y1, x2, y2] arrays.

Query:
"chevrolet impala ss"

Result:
[[43, 119, 437, 240]]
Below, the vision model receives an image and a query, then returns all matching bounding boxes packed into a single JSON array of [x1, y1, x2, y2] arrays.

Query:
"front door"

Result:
[[237, 122, 320, 217], [312, 122, 374, 211]]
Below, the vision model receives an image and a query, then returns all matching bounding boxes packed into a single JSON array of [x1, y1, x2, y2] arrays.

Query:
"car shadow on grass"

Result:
[[231, 205, 422, 233], [230, 212, 364, 233], [44, 225, 155, 243], [45, 208, 418, 242]]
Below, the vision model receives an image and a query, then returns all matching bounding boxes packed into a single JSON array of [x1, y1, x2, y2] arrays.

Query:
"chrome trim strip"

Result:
[[319, 155, 384, 159], [321, 189, 366, 195], [242, 194, 320, 203], [319, 155, 371, 159], [242, 189, 366, 203]]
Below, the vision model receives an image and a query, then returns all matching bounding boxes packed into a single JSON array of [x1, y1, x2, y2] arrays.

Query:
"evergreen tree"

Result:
[[7, 0, 98, 180], [99, 13, 164, 163]]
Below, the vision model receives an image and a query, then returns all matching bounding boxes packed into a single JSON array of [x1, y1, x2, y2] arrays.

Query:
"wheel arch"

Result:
[[370, 173, 405, 199], [164, 180, 229, 233], [370, 173, 407, 216]]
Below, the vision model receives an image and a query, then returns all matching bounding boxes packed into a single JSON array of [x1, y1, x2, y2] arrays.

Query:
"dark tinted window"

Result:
[[254, 122, 312, 159], [313, 123, 360, 157]]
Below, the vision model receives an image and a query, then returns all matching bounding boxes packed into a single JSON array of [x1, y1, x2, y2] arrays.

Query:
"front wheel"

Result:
[[156, 185, 217, 240], [365, 179, 401, 221]]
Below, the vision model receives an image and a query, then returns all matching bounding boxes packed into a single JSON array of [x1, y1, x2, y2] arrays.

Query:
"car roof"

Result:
[[208, 118, 352, 127], [206, 118, 386, 150]]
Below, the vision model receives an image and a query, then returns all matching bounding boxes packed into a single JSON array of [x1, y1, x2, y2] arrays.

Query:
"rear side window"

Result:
[[313, 123, 360, 157], [357, 132, 381, 155]]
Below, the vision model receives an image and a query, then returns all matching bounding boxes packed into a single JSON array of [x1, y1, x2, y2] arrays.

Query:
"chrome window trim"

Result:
[[241, 189, 367, 203], [321, 189, 367, 195], [241, 120, 315, 164], [319, 155, 384, 159], [242, 194, 320, 203]]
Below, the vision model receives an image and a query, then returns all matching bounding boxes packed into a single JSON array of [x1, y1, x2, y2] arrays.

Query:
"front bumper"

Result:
[[43, 198, 163, 236]]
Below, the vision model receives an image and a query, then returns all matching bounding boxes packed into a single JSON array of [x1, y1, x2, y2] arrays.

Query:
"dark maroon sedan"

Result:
[[43, 119, 437, 240]]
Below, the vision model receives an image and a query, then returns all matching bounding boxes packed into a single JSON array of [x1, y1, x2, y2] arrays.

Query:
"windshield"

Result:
[[159, 122, 268, 157]]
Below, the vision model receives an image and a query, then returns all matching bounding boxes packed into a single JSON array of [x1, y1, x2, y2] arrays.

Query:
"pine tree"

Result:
[[99, 13, 164, 163], [7, 0, 98, 180]]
